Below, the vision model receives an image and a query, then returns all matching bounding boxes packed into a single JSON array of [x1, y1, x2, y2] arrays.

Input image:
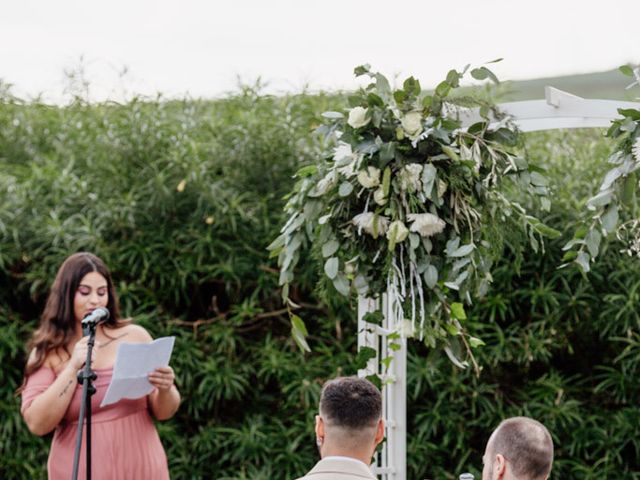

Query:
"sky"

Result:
[[1, 0, 639, 103]]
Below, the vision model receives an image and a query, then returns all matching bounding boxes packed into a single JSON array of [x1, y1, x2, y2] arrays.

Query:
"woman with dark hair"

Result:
[[20, 252, 180, 479]]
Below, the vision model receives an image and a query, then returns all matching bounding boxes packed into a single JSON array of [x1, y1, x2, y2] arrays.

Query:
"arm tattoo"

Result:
[[98, 332, 129, 348], [59, 379, 73, 397]]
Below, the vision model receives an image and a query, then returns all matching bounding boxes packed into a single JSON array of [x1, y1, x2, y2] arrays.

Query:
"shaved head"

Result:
[[484, 417, 554, 480]]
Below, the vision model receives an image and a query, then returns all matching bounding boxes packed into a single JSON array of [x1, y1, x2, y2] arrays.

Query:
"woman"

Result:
[[20, 252, 180, 479]]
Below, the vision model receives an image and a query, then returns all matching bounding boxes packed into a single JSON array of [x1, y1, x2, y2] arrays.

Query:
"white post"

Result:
[[358, 295, 407, 480]]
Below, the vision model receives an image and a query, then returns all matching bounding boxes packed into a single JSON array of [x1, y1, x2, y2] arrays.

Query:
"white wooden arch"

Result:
[[357, 87, 640, 480]]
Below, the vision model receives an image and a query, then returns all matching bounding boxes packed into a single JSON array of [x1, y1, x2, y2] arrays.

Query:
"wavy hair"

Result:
[[22, 252, 126, 381]]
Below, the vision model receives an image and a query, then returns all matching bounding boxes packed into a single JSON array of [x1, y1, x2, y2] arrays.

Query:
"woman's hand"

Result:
[[67, 336, 98, 371], [148, 366, 175, 392]]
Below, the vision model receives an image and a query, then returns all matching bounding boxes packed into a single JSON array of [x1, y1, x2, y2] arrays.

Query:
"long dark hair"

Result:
[[22, 252, 126, 379]]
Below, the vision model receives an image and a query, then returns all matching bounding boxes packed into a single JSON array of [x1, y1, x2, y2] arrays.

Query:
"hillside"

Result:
[[498, 68, 638, 101]]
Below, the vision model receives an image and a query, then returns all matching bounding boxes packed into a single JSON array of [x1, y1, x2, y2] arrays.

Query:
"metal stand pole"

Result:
[[71, 322, 98, 480]]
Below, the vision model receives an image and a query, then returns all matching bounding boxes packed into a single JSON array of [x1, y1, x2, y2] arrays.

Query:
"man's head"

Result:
[[482, 417, 554, 480], [315, 376, 384, 463]]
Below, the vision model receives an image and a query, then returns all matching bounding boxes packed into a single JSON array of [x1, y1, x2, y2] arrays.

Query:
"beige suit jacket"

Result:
[[295, 457, 377, 480]]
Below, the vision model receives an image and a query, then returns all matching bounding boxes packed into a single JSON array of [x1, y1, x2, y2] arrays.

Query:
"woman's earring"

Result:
[[316, 437, 323, 447]]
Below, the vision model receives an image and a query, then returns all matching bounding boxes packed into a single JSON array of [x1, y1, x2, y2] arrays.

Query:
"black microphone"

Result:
[[82, 307, 110, 328]]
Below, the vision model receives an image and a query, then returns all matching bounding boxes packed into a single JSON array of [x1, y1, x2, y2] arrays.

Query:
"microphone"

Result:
[[82, 307, 110, 327]]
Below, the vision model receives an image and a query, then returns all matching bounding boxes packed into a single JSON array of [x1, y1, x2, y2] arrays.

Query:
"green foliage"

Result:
[[406, 130, 640, 479], [0, 87, 638, 479], [0, 86, 355, 479], [563, 68, 640, 271], [270, 65, 556, 368]]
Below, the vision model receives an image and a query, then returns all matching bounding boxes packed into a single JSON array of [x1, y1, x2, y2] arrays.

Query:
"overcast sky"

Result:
[[1, 0, 639, 103]]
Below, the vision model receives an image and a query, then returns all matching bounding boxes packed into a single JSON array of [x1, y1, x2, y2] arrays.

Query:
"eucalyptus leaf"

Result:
[[266, 234, 285, 252], [530, 171, 549, 187], [422, 163, 437, 198], [375, 73, 392, 101], [291, 315, 310, 352], [322, 240, 339, 258], [587, 189, 614, 209], [435, 81, 451, 98], [380, 142, 395, 162], [444, 346, 467, 369], [449, 244, 474, 258], [332, 273, 350, 296], [338, 182, 354, 197], [562, 238, 584, 251], [621, 118, 636, 132], [409, 233, 420, 250], [353, 274, 369, 295], [585, 229, 602, 258], [600, 204, 618, 233], [600, 167, 623, 191], [445, 238, 460, 256], [576, 251, 591, 273], [424, 265, 438, 289], [324, 257, 339, 279]]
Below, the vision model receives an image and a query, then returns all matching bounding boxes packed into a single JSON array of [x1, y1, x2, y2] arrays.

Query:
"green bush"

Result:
[[0, 85, 638, 479]]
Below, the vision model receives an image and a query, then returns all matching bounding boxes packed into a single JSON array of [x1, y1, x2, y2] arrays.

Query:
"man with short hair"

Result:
[[482, 416, 554, 480], [296, 376, 384, 480]]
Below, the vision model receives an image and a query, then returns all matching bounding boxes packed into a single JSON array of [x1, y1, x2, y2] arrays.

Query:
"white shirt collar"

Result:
[[322, 456, 370, 468]]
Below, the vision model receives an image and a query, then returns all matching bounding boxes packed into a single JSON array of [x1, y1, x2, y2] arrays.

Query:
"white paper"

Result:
[[100, 336, 175, 407]]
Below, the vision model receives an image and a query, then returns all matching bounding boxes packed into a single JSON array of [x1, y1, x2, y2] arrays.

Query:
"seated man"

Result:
[[482, 416, 554, 480], [296, 376, 384, 480]]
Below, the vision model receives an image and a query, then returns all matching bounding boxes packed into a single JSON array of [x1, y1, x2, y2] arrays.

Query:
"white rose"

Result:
[[399, 163, 423, 192], [387, 220, 409, 245], [401, 111, 423, 139], [333, 142, 353, 164], [373, 187, 387, 205], [347, 106, 370, 129], [399, 319, 415, 338], [352, 212, 390, 238], [357, 166, 381, 189], [407, 213, 446, 237]]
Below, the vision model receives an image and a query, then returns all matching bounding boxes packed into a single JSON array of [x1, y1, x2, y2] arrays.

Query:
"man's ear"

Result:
[[494, 453, 506, 479], [315, 415, 325, 440], [374, 418, 385, 446]]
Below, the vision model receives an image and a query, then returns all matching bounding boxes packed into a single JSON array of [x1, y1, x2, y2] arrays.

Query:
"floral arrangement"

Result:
[[269, 63, 558, 364], [563, 65, 640, 271]]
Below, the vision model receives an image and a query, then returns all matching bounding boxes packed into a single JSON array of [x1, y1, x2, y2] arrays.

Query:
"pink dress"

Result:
[[21, 366, 170, 480]]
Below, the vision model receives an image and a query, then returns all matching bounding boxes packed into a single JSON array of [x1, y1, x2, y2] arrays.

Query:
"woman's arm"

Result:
[[125, 324, 181, 420], [22, 337, 94, 436], [148, 366, 180, 420]]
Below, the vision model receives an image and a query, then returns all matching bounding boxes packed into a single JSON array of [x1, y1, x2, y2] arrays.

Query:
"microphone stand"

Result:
[[71, 319, 99, 480]]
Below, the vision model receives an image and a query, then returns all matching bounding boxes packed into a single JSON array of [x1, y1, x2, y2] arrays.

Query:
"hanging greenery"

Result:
[[562, 65, 640, 271], [269, 63, 560, 365]]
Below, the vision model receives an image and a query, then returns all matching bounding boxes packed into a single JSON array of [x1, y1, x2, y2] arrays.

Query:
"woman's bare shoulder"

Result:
[[27, 347, 67, 372], [106, 322, 153, 343]]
